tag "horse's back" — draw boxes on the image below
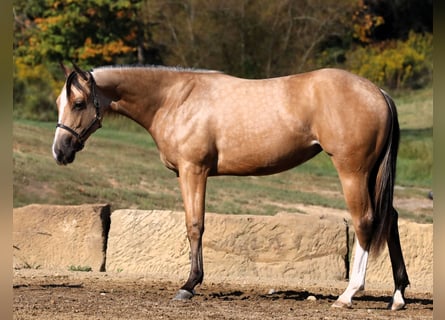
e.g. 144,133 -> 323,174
211,68 -> 389,162
167,68 -> 391,176
200,73 -> 321,175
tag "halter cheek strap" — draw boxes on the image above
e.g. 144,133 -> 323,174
56,72 -> 102,149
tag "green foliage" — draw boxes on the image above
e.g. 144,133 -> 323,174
68,265 -> 92,272
13,61 -> 59,121
345,32 -> 432,90
13,0 -> 151,121
18,0 -> 143,66
13,0 -> 432,120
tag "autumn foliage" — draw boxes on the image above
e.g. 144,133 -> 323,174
13,0 -> 432,120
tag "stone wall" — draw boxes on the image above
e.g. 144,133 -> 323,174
13,204 -> 111,272
13,205 -> 432,292
106,210 -> 349,284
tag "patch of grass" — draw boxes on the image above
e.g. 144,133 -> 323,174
68,265 -> 92,272
393,87 -> 432,188
13,119 -> 183,211
397,128 -> 433,187
398,208 -> 433,224
393,86 -> 433,130
206,170 -> 345,215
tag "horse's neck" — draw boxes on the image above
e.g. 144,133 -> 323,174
93,67 -> 192,130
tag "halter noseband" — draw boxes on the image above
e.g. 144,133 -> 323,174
56,72 -> 102,149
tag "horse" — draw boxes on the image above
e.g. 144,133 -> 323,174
52,63 -> 410,310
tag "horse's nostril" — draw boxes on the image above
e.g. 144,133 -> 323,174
55,147 -> 76,165
56,153 -> 65,164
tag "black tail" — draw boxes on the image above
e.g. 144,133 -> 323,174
369,89 -> 400,255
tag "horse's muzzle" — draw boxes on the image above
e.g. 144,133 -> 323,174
52,136 -> 83,165
53,148 -> 76,165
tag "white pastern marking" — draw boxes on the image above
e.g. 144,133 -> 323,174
335,239 -> 369,306
390,289 -> 406,310
350,240 -> 368,289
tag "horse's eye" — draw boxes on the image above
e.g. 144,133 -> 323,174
73,101 -> 86,110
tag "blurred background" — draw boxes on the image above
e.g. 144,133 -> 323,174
13,0 -> 432,121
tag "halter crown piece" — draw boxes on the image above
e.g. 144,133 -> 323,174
56,71 -> 102,149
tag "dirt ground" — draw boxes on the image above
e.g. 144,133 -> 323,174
13,270 -> 432,320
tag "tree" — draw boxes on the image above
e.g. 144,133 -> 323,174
351,0 -> 433,43
142,0 -> 356,78
13,0 -> 162,120
13,0 -> 433,120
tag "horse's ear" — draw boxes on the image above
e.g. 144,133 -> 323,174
71,61 -> 89,81
59,61 -> 71,77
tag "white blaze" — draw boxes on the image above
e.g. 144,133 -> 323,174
52,88 -> 68,161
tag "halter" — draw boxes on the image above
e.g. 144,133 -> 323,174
56,72 -> 102,149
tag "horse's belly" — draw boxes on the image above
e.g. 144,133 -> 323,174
214,142 -> 322,176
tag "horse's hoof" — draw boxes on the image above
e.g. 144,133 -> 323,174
331,300 -> 352,309
387,289 -> 406,310
387,296 -> 406,310
388,301 -> 406,311
173,289 -> 194,301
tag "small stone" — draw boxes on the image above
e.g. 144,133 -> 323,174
268,288 -> 276,295
307,295 -> 317,301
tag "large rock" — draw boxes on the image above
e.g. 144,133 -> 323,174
106,210 -> 350,285
13,204 -> 111,272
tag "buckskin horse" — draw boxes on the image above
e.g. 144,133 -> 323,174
52,63 -> 410,310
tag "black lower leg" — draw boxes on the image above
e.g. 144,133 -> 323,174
181,240 -> 204,294
181,270 -> 204,293
387,210 -> 410,292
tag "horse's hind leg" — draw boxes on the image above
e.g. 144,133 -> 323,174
331,171 -> 373,309
387,208 -> 410,310
333,237 -> 369,309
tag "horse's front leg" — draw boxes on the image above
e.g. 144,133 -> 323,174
173,163 -> 209,300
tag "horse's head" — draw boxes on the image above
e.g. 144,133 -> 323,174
52,63 -> 103,165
